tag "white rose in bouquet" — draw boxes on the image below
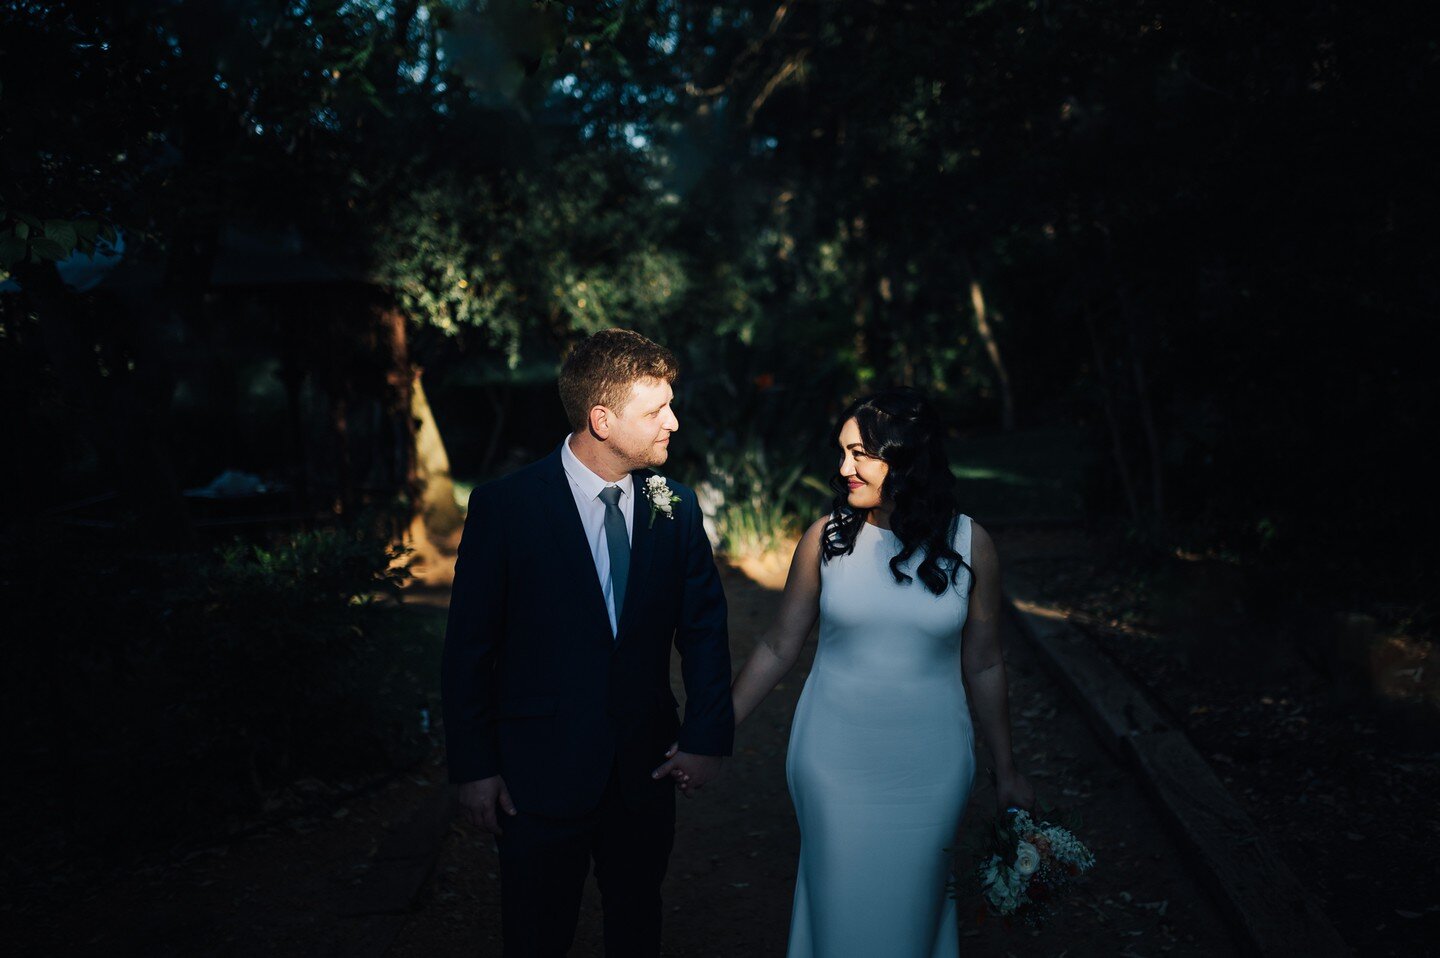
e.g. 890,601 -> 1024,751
1013,841 -> 1041,877
956,806 -> 1096,925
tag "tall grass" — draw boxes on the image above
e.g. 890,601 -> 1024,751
696,437 -> 819,560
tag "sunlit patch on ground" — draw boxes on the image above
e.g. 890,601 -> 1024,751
722,540 -> 799,593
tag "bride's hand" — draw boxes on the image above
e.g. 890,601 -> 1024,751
995,769 -> 1035,813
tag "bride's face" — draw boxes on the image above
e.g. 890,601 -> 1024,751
837,418 -> 889,511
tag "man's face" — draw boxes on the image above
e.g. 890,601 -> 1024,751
606,377 -> 679,470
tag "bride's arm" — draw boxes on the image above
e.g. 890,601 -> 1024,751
961,521 -> 1035,809
730,517 -> 825,727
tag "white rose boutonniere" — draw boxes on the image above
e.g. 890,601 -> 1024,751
644,475 -> 682,527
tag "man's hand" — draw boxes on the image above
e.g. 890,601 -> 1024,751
651,742 -> 724,798
457,775 -> 517,835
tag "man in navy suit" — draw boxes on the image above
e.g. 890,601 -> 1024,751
442,328 -> 734,956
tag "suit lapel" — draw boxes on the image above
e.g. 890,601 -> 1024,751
616,468 -> 657,643
539,449 -> 613,639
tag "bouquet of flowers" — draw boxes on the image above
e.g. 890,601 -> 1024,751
957,805 -> 1096,926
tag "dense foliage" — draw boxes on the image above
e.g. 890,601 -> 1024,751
2,0 -> 1433,598
3,521 -> 420,850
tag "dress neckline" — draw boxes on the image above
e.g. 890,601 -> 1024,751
864,515 -> 967,539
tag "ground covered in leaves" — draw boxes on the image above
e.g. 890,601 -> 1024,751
15,527 -> 1429,955
1001,526 -> 1440,957
388,556 -> 1235,957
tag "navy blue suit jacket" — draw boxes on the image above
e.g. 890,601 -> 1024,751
441,446 -> 734,818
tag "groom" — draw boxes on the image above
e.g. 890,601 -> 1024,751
441,328 -> 734,957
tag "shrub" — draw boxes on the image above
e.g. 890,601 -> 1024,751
696,436 -> 815,560
183,524 -> 413,791
3,518 -> 421,853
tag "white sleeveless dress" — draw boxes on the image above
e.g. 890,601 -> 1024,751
785,515 -> 977,957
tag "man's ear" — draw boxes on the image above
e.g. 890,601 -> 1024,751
587,404 -> 610,440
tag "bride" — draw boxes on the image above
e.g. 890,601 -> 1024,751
731,388 -> 1034,956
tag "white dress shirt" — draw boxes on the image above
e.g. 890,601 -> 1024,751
559,434 -> 635,636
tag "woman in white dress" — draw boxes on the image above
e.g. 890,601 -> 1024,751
730,388 -> 1034,957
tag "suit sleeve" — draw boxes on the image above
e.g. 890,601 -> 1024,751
440,484 -> 507,784
673,487 -> 735,756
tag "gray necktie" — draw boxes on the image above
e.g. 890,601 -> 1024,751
598,485 -> 629,629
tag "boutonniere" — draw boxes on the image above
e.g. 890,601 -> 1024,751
644,475 -> 682,527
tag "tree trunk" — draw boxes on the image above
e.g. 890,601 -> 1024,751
869,267 -> 897,383
278,358 -> 311,519
1116,282 -> 1165,534
377,304 -> 419,504
851,285 -> 872,376
1082,303 -> 1143,527
848,217 -> 873,380
479,383 -> 512,478
1101,234 -> 1164,537
967,277 -> 1016,432
411,370 -> 463,538
330,389 -> 354,517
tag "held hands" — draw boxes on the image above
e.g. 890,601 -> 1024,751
458,775 -> 518,835
651,742 -> 723,798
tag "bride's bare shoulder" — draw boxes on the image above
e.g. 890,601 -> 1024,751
792,515 -> 829,557
966,517 -> 999,572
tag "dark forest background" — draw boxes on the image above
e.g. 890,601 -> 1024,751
2,0 -> 1435,949
6,0 -> 1435,586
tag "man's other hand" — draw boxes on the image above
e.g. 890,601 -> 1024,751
457,775 -> 517,834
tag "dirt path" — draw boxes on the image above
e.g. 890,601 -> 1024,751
20,542 -> 1240,956
388,558 -> 1237,957
7,605 -> 456,957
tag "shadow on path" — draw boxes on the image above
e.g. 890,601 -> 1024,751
388,552 -> 1237,957
24,535 -> 1239,956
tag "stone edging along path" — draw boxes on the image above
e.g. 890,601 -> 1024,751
1003,573 -> 1351,958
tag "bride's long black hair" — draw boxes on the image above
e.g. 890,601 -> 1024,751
821,388 -> 972,596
